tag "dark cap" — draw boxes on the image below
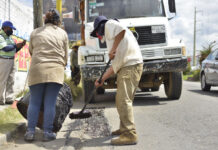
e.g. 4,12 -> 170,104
2,21 -> 16,30
90,16 -> 108,37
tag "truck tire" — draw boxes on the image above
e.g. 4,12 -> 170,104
82,79 -> 96,103
164,72 -> 182,100
201,73 -> 211,91
151,87 -> 160,92
141,88 -> 150,92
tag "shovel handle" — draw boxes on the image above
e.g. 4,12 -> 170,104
98,59 -> 111,84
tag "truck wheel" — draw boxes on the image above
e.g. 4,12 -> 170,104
141,88 -> 149,92
201,73 -> 211,91
96,87 -> 105,94
82,79 -> 96,103
151,87 -> 160,92
164,72 -> 182,100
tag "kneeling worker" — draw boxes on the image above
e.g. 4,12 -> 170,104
91,16 -> 143,145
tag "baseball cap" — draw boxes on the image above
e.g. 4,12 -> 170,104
90,16 -> 108,37
2,21 -> 16,30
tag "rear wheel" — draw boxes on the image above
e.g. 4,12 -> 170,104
164,72 -> 182,100
201,73 -> 211,91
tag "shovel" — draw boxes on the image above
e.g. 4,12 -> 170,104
69,59 -> 111,119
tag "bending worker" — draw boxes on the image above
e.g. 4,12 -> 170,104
91,16 -> 143,145
0,21 -> 26,105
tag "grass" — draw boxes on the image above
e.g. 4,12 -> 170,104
15,89 -> 29,98
183,74 -> 194,80
0,107 -> 24,134
64,75 -> 83,101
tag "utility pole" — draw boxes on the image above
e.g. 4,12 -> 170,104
9,0 -> 11,21
193,7 -> 196,66
33,0 -> 43,29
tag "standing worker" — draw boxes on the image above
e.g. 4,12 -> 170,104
24,9 -> 69,142
91,16 -> 143,145
0,21 -> 26,105
70,40 -> 82,85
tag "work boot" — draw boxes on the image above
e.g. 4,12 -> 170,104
43,131 -> 56,142
111,131 -> 138,145
24,130 -> 35,142
111,129 -> 122,136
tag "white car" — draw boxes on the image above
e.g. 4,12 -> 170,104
200,49 -> 218,91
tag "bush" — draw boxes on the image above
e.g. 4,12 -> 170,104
192,69 -> 200,81
64,74 -> 82,101
183,62 -> 191,75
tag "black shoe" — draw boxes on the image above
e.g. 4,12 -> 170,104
43,132 -> 56,142
24,131 -> 35,142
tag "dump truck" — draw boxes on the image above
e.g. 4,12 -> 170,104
70,0 -> 187,102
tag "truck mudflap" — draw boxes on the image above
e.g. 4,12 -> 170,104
143,57 -> 187,74
81,57 -> 187,79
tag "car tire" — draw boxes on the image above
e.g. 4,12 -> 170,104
201,73 -> 211,91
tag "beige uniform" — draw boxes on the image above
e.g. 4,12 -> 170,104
28,23 -> 68,86
105,20 -> 143,135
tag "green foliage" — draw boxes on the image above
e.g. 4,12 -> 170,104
192,69 -> 200,81
199,41 -> 216,65
64,74 -> 82,101
15,89 -> 29,98
183,69 -> 200,81
183,61 -> 191,75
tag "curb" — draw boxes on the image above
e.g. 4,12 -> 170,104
0,122 -> 26,146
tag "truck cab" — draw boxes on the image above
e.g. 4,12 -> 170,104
75,0 -> 187,102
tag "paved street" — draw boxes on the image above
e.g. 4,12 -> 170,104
2,81 -> 218,150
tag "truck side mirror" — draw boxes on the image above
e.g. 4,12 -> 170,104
168,0 -> 176,13
73,6 -> 80,23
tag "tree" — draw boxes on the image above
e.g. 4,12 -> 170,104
199,41 -> 217,65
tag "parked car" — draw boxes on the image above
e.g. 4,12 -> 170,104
200,49 -> 218,91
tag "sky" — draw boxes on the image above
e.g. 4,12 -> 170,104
18,0 -> 218,56
169,0 -> 218,56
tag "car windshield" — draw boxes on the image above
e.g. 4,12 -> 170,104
87,0 -> 165,22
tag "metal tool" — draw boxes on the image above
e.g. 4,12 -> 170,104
69,59 -> 111,119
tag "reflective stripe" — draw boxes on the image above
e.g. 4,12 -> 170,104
0,30 -> 15,58
0,49 -> 16,57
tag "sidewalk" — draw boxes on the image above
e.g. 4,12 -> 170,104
0,71 -> 27,146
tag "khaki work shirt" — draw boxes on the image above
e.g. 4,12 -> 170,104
28,23 -> 68,86
104,20 -> 143,73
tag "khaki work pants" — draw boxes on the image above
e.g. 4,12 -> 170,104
116,63 -> 143,135
0,58 -> 15,103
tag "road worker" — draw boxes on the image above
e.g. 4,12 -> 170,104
91,16 -> 143,145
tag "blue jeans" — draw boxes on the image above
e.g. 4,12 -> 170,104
27,83 -> 62,132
